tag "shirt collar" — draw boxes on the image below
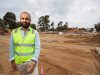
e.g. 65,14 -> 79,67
20,26 -> 31,31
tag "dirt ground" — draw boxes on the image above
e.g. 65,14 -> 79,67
0,33 -> 100,75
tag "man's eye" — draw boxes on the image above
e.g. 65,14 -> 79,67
21,18 -> 24,19
25,18 -> 28,20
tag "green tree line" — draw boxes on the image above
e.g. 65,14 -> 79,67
0,12 -> 68,32
0,11 -> 100,33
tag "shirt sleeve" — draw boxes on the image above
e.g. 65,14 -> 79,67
9,33 -> 15,61
31,30 -> 41,62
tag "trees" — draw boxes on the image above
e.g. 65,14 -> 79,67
30,23 -> 36,29
38,15 -> 50,32
1,11 -> 70,33
0,18 -> 8,33
95,23 -> 100,33
63,22 -> 68,32
0,18 -> 4,29
89,28 -> 94,32
56,21 -> 63,32
50,22 -> 55,32
3,12 -> 17,30
56,21 -> 68,32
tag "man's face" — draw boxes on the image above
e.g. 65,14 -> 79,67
20,13 -> 31,28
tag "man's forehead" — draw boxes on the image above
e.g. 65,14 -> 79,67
20,12 -> 30,17
20,12 -> 31,20
20,13 -> 29,16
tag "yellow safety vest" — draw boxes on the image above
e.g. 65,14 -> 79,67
12,27 -> 35,64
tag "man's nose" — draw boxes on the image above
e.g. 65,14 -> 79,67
23,19 -> 26,22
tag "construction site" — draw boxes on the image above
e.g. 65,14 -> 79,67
0,32 -> 100,75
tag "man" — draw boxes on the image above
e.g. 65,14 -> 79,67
9,11 -> 40,75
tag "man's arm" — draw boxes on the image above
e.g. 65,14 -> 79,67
31,30 -> 41,62
9,34 -> 15,61
9,33 -> 17,71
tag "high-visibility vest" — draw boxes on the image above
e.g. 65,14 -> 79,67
12,27 -> 35,64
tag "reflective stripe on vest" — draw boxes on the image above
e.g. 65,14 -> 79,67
14,43 -> 35,47
15,51 -> 34,56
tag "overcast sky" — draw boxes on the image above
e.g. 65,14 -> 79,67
0,0 -> 100,28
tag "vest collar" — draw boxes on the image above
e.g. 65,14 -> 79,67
20,26 -> 31,31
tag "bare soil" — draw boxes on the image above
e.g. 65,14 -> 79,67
0,33 -> 100,75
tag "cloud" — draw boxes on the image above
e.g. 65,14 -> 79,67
0,0 -> 100,28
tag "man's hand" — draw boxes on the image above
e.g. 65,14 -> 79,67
26,61 -> 35,73
11,60 -> 17,71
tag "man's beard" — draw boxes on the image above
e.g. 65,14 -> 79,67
21,22 -> 30,29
